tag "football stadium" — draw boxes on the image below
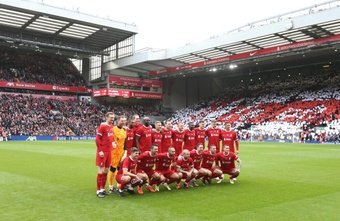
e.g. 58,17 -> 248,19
0,0 -> 340,220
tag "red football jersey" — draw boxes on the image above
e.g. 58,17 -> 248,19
152,130 -> 163,152
190,149 -> 203,169
161,129 -> 173,153
96,123 -> 113,152
135,125 -> 152,153
183,129 -> 196,151
137,151 -> 157,171
172,130 -> 185,155
216,152 -> 238,171
117,156 -> 137,175
126,128 -> 134,154
201,150 -> 216,169
206,127 -> 221,152
194,128 -> 206,146
156,153 -> 175,171
176,157 -> 193,172
132,123 -> 142,147
220,130 -> 238,153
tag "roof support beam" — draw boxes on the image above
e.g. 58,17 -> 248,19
21,14 -> 39,29
242,41 -> 263,49
313,25 -> 334,36
190,53 -> 210,60
274,33 -> 295,43
54,22 -> 73,35
214,47 -> 235,55
301,29 -> 321,39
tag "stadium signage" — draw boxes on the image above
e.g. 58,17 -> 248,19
0,80 -> 91,93
108,75 -> 163,88
92,88 -> 162,99
130,91 -> 163,99
0,92 -> 76,101
149,34 -> 340,76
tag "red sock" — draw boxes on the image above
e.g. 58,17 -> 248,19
120,181 -> 126,191
102,173 -> 107,189
97,174 -> 103,190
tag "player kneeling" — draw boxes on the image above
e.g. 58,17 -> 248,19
216,145 -> 241,184
176,149 -> 197,189
190,143 -> 210,186
156,147 -> 182,191
116,147 -> 147,196
201,145 -> 223,184
137,144 -> 165,193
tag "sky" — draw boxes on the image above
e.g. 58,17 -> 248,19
39,0 -> 330,50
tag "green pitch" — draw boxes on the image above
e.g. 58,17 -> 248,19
0,141 -> 339,221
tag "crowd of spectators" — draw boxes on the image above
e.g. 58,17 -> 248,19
169,70 -> 340,143
0,50 -> 87,87
0,94 -> 162,137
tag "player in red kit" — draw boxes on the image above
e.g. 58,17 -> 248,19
176,149 -> 197,188
190,143 -> 210,186
216,145 -> 241,184
206,119 -> 221,152
137,144 -> 165,192
116,147 -> 147,197
95,112 -> 114,198
172,122 -> 185,156
132,114 -> 141,147
125,119 -> 135,155
135,117 -> 152,153
161,121 -> 173,153
220,122 -> 239,154
156,147 -> 182,191
194,120 -> 206,146
201,144 -> 222,184
183,122 -> 196,151
151,121 -> 163,152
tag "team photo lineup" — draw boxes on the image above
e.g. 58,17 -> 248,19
95,112 -> 241,197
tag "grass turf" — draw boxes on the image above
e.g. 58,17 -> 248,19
0,141 -> 339,221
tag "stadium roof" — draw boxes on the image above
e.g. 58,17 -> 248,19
0,0 -> 137,56
103,0 -> 340,77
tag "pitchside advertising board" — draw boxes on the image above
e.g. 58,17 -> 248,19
9,135 -> 96,141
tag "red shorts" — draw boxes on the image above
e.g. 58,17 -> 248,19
221,168 -> 238,175
96,151 -> 111,168
157,169 -> 176,179
137,169 -> 157,178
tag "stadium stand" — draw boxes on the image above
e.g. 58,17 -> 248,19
0,93 -> 161,137
0,50 -> 86,87
169,71 -> 340,143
